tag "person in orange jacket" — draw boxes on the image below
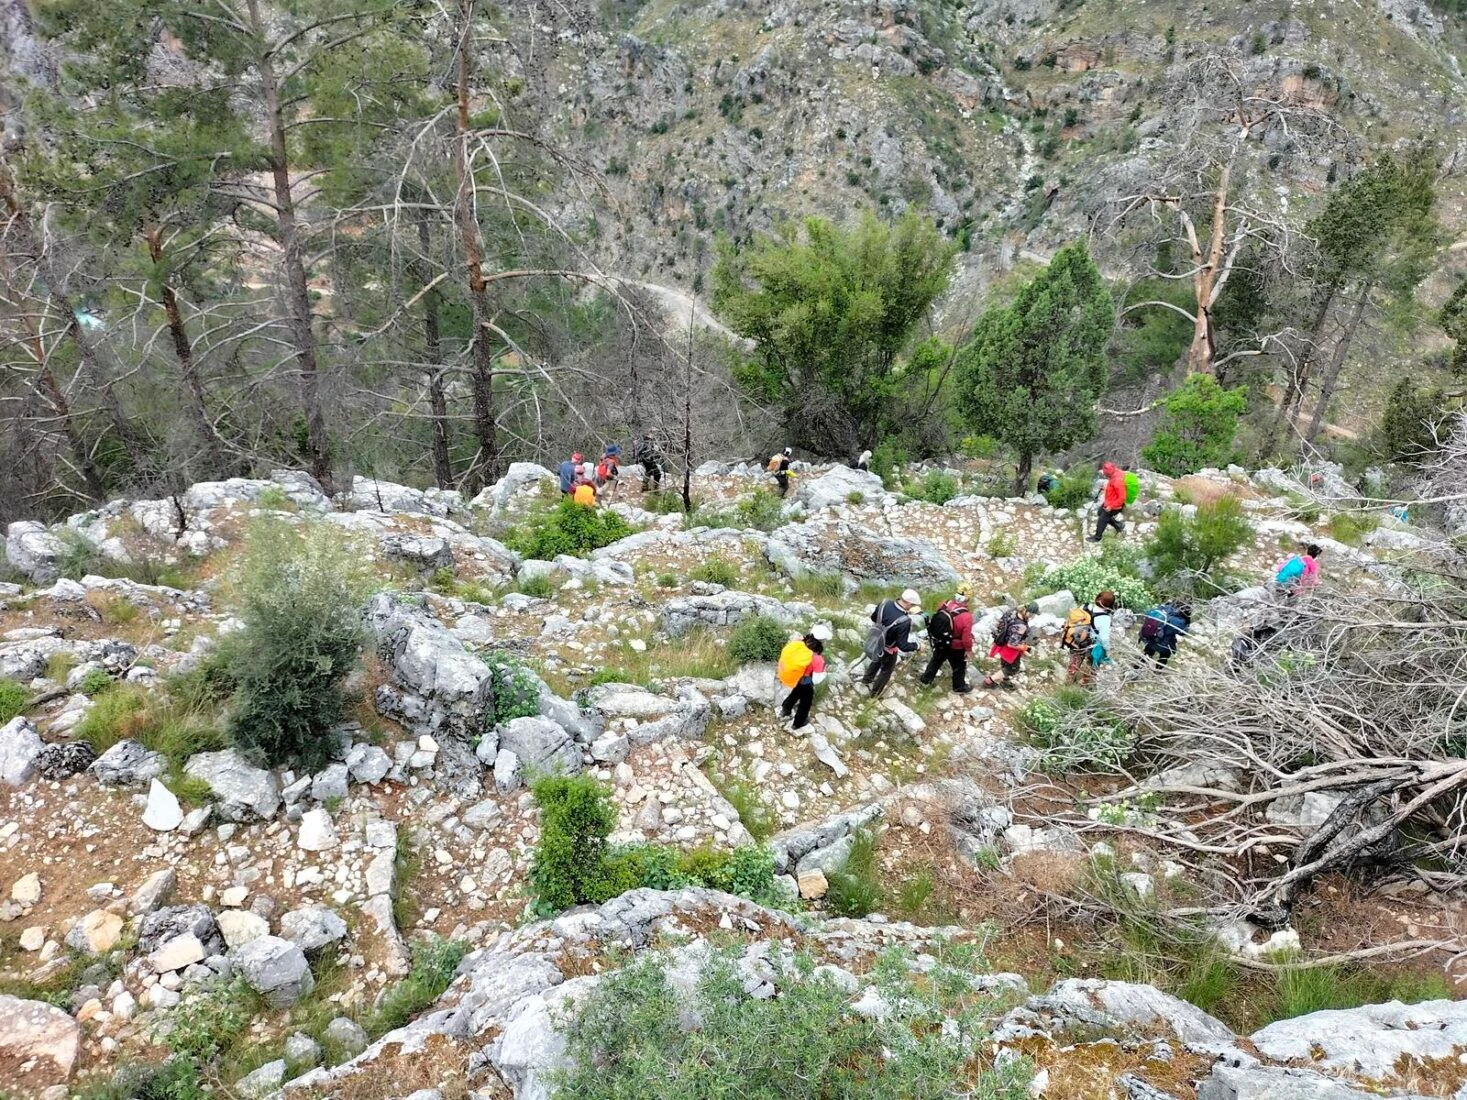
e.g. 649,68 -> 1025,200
1088,461 -> 1128,543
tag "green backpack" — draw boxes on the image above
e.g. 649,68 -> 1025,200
1124,471 -> 1139,506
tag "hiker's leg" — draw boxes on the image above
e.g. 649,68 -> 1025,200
779,688 -> 795,718
1092,508 -> 1111,541
868,653 -> 896,696
1066,649 -> 1083,682
791,683 -> 814,729
918,647 -> 944,685
950,651 -> 970,691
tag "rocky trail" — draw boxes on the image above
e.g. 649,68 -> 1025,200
0,456 -> 1462,1098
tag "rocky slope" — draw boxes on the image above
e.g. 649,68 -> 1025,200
0,456 -> 1461,1097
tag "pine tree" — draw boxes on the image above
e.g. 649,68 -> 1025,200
953,241 -> 1113,494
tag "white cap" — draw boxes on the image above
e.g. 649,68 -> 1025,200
900,588 -> 920,607
811,624 -> 833,641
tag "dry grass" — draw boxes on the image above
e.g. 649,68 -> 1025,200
330,1035 -> 482,1100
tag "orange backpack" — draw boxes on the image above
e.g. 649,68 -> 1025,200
776,638 -> 813,688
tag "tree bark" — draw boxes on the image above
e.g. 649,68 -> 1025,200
30,328 -> 106,501
0,165 -> 145,474
143,226 -> 231,474
415,216 -> 453,489
246,0 -> 333,494
1262,283 -> 1337,454
1013,450 -> 1033,497
452,0 -> 499,494
1181,127 -> 1248,376
1305,282 -> 1372,446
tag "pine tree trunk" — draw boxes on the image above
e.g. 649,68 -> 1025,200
1263,283 -> 1337,454
248,0 -> 333,494
1013,451 -> 1033,497
1305,283 -> 1372,446
144,227 -> 231,474
452,0 -> 499,494
415,217 -> 453,489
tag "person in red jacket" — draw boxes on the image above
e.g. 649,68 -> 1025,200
1088,461 -> 1128,543
918,586 -> 974,694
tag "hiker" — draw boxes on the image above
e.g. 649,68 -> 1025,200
596,445 -> 621,499
861,588 -> 921,697
778,627 -> 830,730
635,434 -> 663,493
1274,544 -> 1322,597
1088,461 -> 1129,542
1036,471 -> 1060,496
919,585 -> 974,694
1063,590 -> 1116,686
855,449 -> 873,472
572,465 -> 597,507
984,602 -> 1037,689
1139,601 -> 1191,669
1229,623 -> 1280,673
558,451 -> 583,496
768,447 -> 793,497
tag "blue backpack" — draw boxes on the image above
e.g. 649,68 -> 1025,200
1139,605 -> 1171,644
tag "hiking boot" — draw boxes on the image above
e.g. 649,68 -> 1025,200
1085,536 -> 1101,543
954,685 -> 973,694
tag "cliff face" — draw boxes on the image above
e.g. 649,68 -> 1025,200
498,0 -> 1467,308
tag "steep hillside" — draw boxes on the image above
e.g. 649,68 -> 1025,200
508,0 -> 1467,301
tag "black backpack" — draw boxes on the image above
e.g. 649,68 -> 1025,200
928,604 -> 955,648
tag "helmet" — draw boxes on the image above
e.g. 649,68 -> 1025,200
784,447 -> 792,456
900,588 -> 920,608
1024,601 -> 1040,616
953,584 -> 971,603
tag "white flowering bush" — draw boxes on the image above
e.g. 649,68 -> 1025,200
1035,558 -> 1152,609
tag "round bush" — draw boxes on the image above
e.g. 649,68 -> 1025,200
727,615 -> 789,664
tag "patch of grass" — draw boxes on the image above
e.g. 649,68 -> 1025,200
655,572 -> 679,587
366,937 -> 466,1039
785,571 -> 846,601
846,491 -> 865,504
392,827 -> 423,932
92,593 -> 142,627
1327,511 -> 1378,547
708,766 -> 776,843
0,679 -> 26,724
689,489 -> 786,533
45,652 -> 77,683
1270,963 -> 1454,1022
599,632 -> 737,687
255,485 -> 297,512
986,529 -> 1017,558
164,977 -> 260,1062
1043,465 -> 1097,510
691,556 -> 739,587
643,489 -> 688,515
515,573 -> 553,598
0,950 -> 87,1007
825,828 -> 883,918
73,686 -> 152,754
911,469 -> 960,505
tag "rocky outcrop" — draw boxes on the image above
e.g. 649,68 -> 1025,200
349,476 -> 463,518
660,590 -> 816,635
768,803 -> 883,877
91,739 -> 166,786
234,935 -> 315,1008
0,994 -> 81,1086
184,749 -> 282,822
469,462 -> 557,515
1249,997 -> 1467,1081
3,521 -> 66,583
766,519 -> 958,589
995,978 -> 1237,1055
584,683 -> 711,744
490,716 -> 581,783
363,592 -> 493,783
790,466 -> 887,511
0,717 -> 42,786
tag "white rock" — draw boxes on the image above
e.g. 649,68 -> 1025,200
142,779 -> 184,832
297,807 -> 340,852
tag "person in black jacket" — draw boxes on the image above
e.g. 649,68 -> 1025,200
862,588 -> 921,697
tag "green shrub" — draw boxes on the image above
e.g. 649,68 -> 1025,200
643,490 -> 688,515
550,944 -> 1034,1100
0,679 -> 26,724
164,978 -> 256,1062
77,668 -> 114,696
913,469 -> 960,505
709,770 -> 776,842
1043,465 -> 1096,509
1327,511 -> 1378,547
222,525 -> 366,771
846,490 -> 865,504
529,775 -> 623,914
482,653 -> 542,729
53,529 -> 105,581
690,490 -> 786,533
727,615 -> 788,664
366,937 -> 466,1038
656,572 -> 679,587
691,556 -> 739,586
508,500 -> 633,560
826,828 -> 883,917
517,573 -> 554,598
1019,696 -> 1135,772
869,439 -> 910,489
1141,374 -> 1248,477
1147,496 -> 1253,585
987,530 -> 1017,559
1380,376 -> 1445,465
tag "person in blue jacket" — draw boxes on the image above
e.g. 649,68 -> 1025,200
558,451 -> 582,495
1141,602 -> 1191,669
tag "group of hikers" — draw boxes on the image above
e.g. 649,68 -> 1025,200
768,456 -> 1330,728
556,435 -> 667,506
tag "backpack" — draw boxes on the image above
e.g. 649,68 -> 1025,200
991,609 -> 1016,647
597,457 -> 617,481
1139,605 -> 1170,643
767,454 -> 783,472
928,604 -> 955,649
1062,606 -> 1095,650
1124,471 -> 1140,506
864,601 -> 901,661
573,483 -> 596,507
777,639 -> 813,688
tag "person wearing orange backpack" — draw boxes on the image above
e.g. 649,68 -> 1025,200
778,628 -> 829,730
596,444 -> 621,500
768,447 -> 793,497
